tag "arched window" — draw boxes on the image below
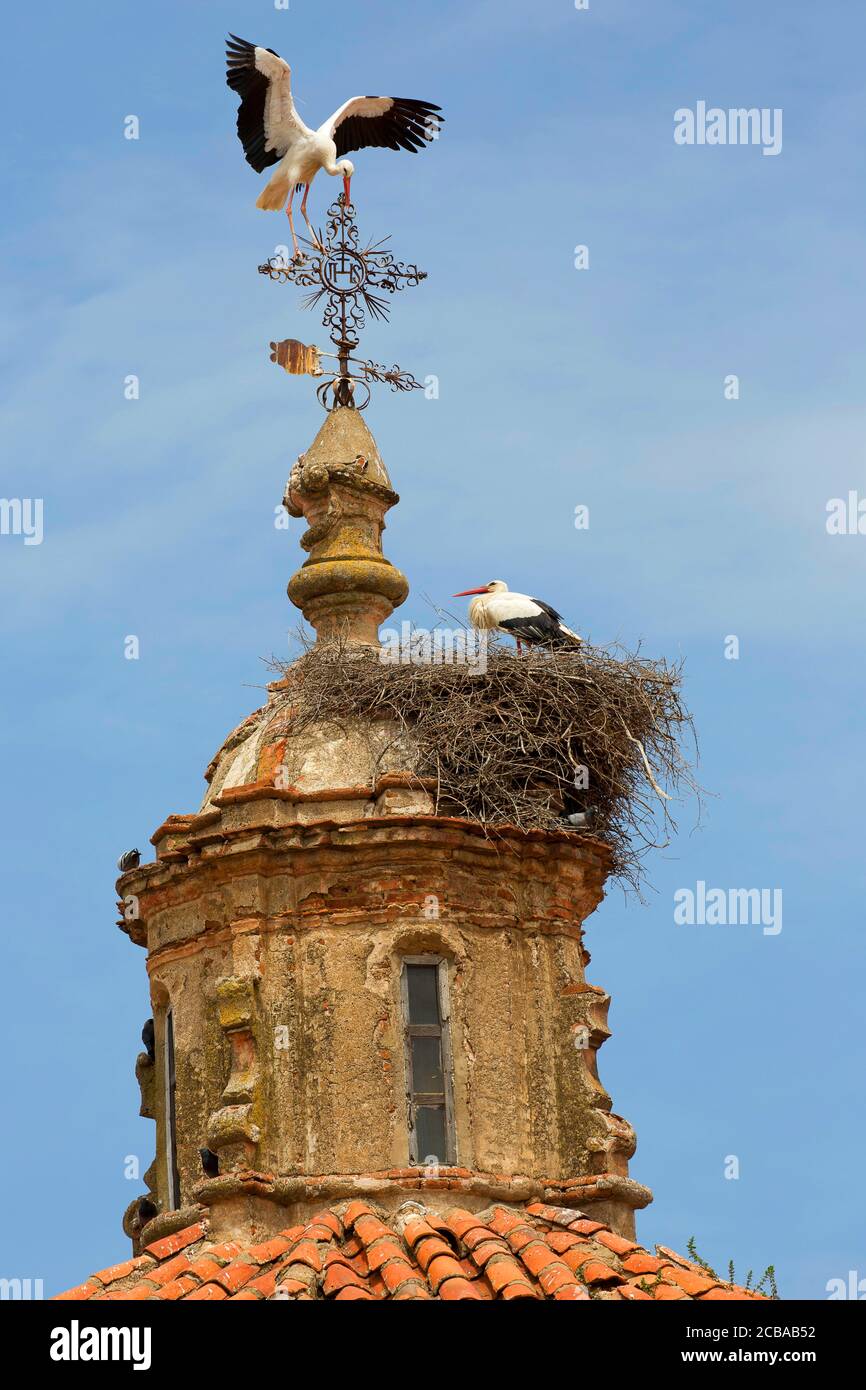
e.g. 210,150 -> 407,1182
400,957 -> 456,1166
164,1008 -> 180,1209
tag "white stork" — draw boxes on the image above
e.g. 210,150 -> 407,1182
225,34 -> 443,259
453,580 -> 583,653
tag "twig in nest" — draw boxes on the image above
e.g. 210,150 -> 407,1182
621,723 -> 673,802
269,631 -> 701,895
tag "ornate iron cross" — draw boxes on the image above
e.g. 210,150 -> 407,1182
258,194 -> 427,410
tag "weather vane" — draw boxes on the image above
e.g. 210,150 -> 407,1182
258,194 -> 427,411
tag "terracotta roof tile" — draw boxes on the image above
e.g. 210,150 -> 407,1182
467,1238 -> 510,1267
205,1240 -> 244,1263
143,1221 -> 207,1261
95,1283 -> 155,1302
183,1282 -> 228,1301
653,1282 -> 690,1300
353,1213 -> 393,1245
283,1239 -> 323,1272
246,1235 -> 293,1264
485,1253 -> 534,1294
149,1276 -> 199,1300
439,1276 -> 485,1300
500,1279 -> 539,1299
402,1216 -> 439,1248
545,1230 -> 586,1254
213,1259 -> 260,1293
504,1223 -> 543,1254
525,1201 -> 570,1224
537,1263 -> 584,1298
443,1209 -> 486,1241
91,1255 -> 155,1286
273,1276 -> 313,1298
622,1250 -> 664,1276
53,1201 -> 768,1303
485,1206 -> 525,1236
569,1217 -> 606,1236
414,1234 -> 456,1271
342,1199 -> 377,1229
659,1263 -> 720,1297
366,1239 -> 406,1272
279,1223 -> 306,1244
244,1267 -> 283,1298
426,1253 -> 466,1292
595,1229 -> 639,1257
186,1257 -> 226,1283
521,1241 -> 565,1277
55,1281 -> 102,1301
579,1258 -> 625,1287
560,1246 -> 596,1276
323,1263 -> 368,1296
146,1253 -> 193,1287
554,1282 -> 591,1300
311,1209 -> 344,1240
380,1258 -> 424,1295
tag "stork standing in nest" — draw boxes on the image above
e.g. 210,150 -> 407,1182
225,34 -> 443,260
454,581 -> 583,653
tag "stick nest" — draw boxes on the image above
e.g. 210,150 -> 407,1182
272,636 -> 699,894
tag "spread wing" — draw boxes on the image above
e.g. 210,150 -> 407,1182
225,34 -> 306,172
319,96 -> 443,156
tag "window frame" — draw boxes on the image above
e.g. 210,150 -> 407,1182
400,955 -> 457,1167
164,1007 -> 181,1209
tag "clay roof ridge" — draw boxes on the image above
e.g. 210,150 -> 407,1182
53,1200 -> 770,1303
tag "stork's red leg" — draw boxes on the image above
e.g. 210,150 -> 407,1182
285,187 -> 300,260
300,183 -> 323,251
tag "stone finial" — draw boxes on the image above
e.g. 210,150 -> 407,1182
285,407 -> 408,646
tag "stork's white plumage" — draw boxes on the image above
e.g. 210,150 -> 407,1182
225,35 -> 443,259
453,580 -> 583,652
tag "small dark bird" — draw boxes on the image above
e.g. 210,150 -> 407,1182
199,1147 -> 220,1179
141,1018 -> 155,1063
137,1197 -> 158,1225
117,848 -> 141,872
566,810 -> 593,828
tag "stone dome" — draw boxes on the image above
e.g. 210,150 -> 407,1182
201,674 -> 434,824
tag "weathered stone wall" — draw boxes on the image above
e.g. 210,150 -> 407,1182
121,811 -> 648,1240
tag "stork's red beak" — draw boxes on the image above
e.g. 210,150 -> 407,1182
453,587 -> 489,597
343,174 -> 352,207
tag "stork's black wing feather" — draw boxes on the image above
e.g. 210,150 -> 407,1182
530,597 -> 567,624
225,33 -> 282,172
333,98 -> 443,158
499,610 -> 579,648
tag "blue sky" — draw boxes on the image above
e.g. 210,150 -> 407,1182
1,0 -> 864,1299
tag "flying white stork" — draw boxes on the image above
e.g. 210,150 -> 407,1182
225,34 -> 443,260
453,580 -> 583,652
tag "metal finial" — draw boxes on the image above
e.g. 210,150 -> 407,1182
258,194 -> 426,410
